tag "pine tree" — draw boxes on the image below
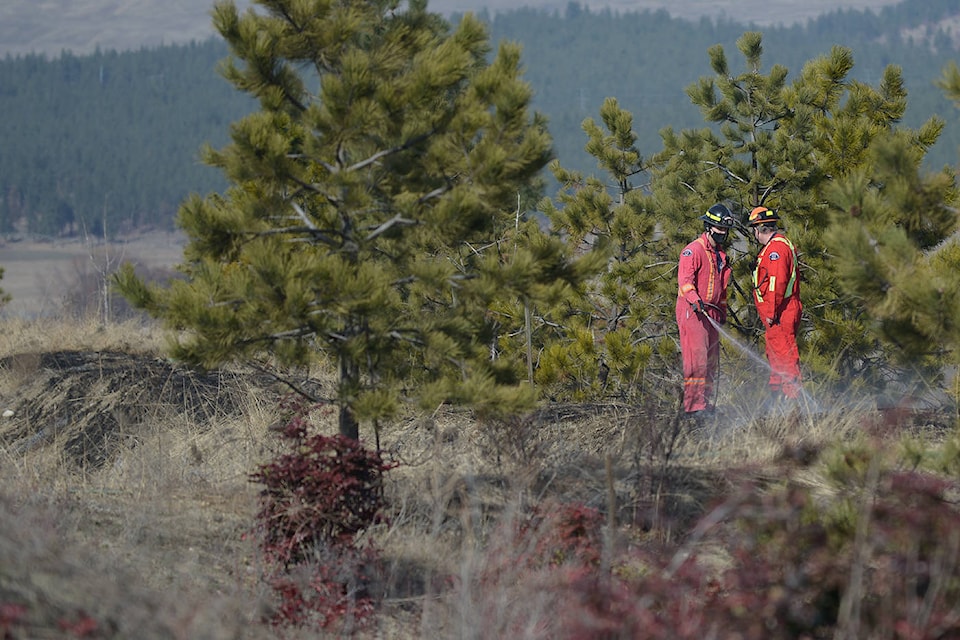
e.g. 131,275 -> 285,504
823,132 -> 958,375
116,0 -> 587,440
535,97 -> 674,401
820,62 -> 960,385
647,32 -> 946,394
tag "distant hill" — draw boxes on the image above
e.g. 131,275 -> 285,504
1,0 -> 905,59
2,0 -> 959,244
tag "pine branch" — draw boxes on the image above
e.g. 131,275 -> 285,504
245,359 -> 326,404
702,160 -> 748,184
306,130 -> 438,180
365,214 -> 418,241
256,225 -> 339,246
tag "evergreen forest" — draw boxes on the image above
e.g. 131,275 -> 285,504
0,0 -> 959,237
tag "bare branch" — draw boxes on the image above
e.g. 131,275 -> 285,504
348,131 -> 434,172
365,214 -> 418,241
257,225 -> 339,246
292,202 -> 317,229
702,160 -> 748,184
419,185 -> 450,203
245,359 -> 326,404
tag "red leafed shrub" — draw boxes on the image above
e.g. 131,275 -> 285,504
467,502 -> 610,638
515,501 -> 606,570
699,471 -> 960,639
0,604 -> 101,639
558,471 -> 960,639
1,603 -> 27,636
249,399 -> 396,631
470,467 -> 960,639
57,611 -> 99,637
554,554 -> 720,640
265,546 -> 380,631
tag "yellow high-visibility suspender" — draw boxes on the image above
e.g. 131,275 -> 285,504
753,236 -> 797,303
678,237 -> 718,300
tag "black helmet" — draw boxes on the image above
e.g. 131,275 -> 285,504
699,203 -> 735,229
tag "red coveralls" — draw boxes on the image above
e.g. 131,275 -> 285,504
753,232 -> 802,398
676,233 -> 731,413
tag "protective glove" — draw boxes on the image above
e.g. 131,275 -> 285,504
692,300 -> 706,314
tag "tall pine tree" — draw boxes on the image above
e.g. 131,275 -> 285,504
819,61 -> 960,392
116,0 -> 588,440
824,132 -> 958,377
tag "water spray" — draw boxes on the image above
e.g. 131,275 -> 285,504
706,313 -> 769,371
699,303 -> 821,419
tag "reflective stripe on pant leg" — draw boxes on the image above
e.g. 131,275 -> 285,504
764,329 -> 783,392
778,301 -> 802,398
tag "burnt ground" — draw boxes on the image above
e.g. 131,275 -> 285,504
0,350 -> 277,470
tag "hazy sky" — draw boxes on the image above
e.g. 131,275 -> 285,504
0,0 -> 906,58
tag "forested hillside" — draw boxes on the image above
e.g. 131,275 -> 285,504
499,0 -> 960,180
0,41 -> 253,236
0,0 -> 958,237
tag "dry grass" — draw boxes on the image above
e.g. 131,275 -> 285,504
0,314 -> 954,638
0,316 -> 285,638
0,316 -> 167,358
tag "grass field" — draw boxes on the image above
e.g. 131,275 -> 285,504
0,232 -> 185,318
0,314 -> 957,638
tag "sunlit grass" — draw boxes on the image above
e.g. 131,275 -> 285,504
0,313 -> 956,638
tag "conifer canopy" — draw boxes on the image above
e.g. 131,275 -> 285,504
116,0 -> 590,440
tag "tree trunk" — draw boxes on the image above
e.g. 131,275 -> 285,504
338,404 -> 359,441
338,350 -> 360,441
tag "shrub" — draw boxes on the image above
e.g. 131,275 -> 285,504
249,399 -> 396,631
462,460 -> 960,638
518,502 -> 606,570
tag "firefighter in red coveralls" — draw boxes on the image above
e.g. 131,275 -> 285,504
748,206 -> 802,399
676,204 -> 735,415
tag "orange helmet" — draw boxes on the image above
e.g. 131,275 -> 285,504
748,206 -> 780,226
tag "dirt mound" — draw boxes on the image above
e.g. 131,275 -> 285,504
0,350 -> 273,469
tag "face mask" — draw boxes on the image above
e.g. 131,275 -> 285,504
710,229 -> 729,247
